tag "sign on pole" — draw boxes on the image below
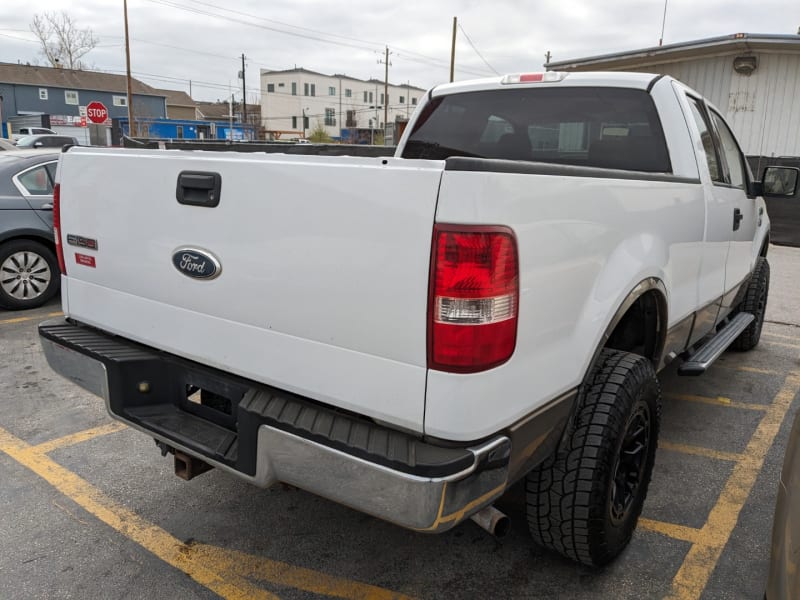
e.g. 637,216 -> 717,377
86,101 -> 109,124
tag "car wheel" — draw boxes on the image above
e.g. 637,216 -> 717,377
526,348 -> 661,566
0,239 -> 60,310
730,257 -> 769,352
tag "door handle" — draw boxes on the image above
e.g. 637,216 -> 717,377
40,203 -> 53,211
176,171 -> 221,207
733,208 -> 743,231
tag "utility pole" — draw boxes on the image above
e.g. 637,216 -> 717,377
241,53 -> 247,136
124,0 -> 136,137
378,46 -> 392,143
450,16 -> 457,82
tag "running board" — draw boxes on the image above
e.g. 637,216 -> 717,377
677,312 -> 755,376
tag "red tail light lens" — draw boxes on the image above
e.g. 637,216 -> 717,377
428,225 -> 519,372
53,183 -> 66,274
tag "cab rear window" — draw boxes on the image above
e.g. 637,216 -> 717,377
402,87 -> 671,173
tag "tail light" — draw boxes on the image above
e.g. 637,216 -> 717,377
428,225 -> 519,373
53,183 -> 66,274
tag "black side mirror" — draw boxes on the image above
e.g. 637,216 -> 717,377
761,166 -> 799,197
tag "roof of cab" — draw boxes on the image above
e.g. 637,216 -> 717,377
431,71 -> 663,97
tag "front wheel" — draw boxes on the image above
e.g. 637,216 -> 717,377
0,239 -> 60,310
526,349 -> 661,566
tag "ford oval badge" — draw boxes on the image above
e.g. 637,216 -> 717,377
172,248 -> 221,280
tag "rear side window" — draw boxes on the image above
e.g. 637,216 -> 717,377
402,87 -> 671,173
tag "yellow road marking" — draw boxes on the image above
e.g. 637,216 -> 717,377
659,441 -> 744,463
638,518 -> 703,544
664,393 -> 768,411
31,422 -> 127,455
0,425 -> 413,600
666,371 -> 800,600
732,366 -> 780,376
0,311 -> 62,326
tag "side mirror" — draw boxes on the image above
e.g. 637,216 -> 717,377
762,166 -> 799,197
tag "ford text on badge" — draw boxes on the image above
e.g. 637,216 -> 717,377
171,248 -> 221,279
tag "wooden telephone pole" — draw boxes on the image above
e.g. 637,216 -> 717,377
124,0 -> 135,136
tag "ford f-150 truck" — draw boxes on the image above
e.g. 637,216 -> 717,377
39,71 -> 799,566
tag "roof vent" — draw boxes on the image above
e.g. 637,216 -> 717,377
733,55 -> 758,75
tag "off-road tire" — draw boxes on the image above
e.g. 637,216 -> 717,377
526,349 -> 661,566
730,257 -> 769,351
0,239 -> 60,310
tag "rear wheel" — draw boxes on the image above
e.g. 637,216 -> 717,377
0,239 -> 60,310
730,257 -> 769,351
526,349 -> 661,566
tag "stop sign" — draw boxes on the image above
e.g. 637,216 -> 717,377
86,101 -> 109,124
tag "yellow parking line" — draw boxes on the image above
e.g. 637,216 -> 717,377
638,518 -> 703,544
31,422 -> 127,455
0,425 -> 414,600
0,311 -> 62,326
664,393 -> 768,411
659,441 -> 744,463
733,366 -> 780,376
666,371 -> 800,600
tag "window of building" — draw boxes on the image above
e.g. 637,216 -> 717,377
346,110 -> 356,127
303,115 -> 309,129
328,86 -> 336,96
304,83 -> 309,96
267,83 -> 275,93
278,82 -> 285,87
363,91 -> 368,102
380,93 -> 385,105
291,82 -> 297,96
310,84 -> 316,97
38,88 -> 48,100
292,116 -> 297,129
65,90 -> 79,105
113,95 -> 127,107
345,88 -> 352,98
176,126 -> 184,139
411,97 -> 417,105
369,91 -> 373,103
399,96 -> 405,104
324,108 -> 336,126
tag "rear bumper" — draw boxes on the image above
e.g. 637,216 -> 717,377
39,318 -> 511,532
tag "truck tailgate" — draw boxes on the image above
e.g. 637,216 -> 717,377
57,148 -> 443,432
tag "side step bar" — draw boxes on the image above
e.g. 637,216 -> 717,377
678,312 -> 755,376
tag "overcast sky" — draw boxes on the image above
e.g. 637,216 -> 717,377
1,0 -> 799,103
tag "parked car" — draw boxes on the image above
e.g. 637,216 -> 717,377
0,139 -> 19,152
766,408 -> 800,599
15,135 -> 79,150
12,127 -> 57,141
0,150 -> 61,309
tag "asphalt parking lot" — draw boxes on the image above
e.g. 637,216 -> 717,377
1,246 -> 798,600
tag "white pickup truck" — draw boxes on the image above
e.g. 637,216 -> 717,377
39,71 -> 798,566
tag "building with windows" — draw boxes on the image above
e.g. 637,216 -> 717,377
260,67 -> 426,142
0,62 -> 166,143
546,33 -> 800,159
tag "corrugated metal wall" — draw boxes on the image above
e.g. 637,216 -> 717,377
629,53 -> 800,157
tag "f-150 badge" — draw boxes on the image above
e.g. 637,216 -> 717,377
171,247 -> 221,280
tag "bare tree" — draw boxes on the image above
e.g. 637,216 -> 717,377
30,12 -> 98,70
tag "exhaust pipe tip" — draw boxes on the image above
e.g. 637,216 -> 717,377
470,505 -> 510,538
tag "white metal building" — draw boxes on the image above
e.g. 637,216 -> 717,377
547,33 -> 800,158
259,68 -> 426,142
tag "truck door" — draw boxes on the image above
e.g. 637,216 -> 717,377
683,94 -> 729,341
707,108 -> 758,312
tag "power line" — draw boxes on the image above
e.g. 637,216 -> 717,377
458,24 -> 500,76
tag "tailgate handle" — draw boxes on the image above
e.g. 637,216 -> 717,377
177,171 -> 221,207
